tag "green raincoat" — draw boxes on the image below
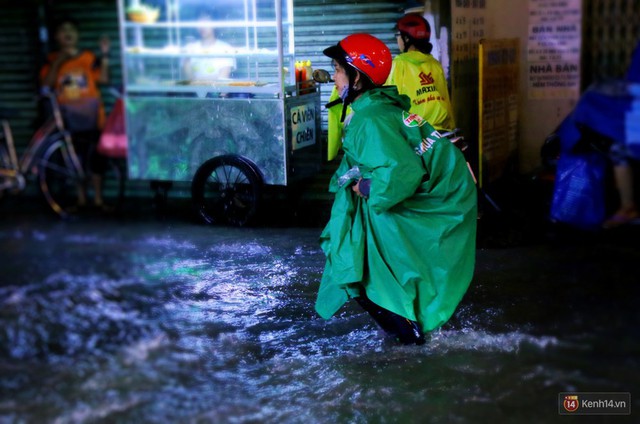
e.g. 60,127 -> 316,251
315,86 -> 477,332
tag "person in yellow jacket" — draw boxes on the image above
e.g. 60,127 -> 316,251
326,86 -> 349,161
386,14 -> 455,131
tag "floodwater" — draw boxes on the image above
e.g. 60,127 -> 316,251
0,210 -> 638,423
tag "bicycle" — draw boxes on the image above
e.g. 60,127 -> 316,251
440,128 -> 501,213
0,92 -> 124,218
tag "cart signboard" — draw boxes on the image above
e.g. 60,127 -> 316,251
290,103 -> 316,150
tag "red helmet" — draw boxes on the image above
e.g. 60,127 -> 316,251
396,14 -> 431,40
323,33 -> 392,86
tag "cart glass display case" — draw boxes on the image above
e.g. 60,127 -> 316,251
120,0 -> 295,95
117,0 -> 321,197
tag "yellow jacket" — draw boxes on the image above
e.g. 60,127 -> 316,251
386,51 -> 455,131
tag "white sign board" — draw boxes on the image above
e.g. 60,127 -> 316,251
290,104 -> 316,150
527,0 -> 582,99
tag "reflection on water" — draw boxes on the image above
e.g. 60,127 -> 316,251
0,218 -> 638,423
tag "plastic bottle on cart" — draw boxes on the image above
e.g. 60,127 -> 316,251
303,60 -> 314,93
295,61 -> 304,88
303,60 -> 313,79
294,60 -> 315,94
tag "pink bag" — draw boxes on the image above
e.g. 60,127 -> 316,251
98,98 -> 128,158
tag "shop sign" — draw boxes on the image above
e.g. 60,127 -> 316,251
290,104 -> 316,150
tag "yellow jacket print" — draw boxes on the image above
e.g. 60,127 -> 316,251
386,51 -> 455,131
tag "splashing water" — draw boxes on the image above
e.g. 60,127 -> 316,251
0,218 -> 638,423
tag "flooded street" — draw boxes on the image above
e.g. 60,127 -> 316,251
0,209 -> 638,423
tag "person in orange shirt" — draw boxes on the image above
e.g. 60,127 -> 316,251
40,17 -> 111,210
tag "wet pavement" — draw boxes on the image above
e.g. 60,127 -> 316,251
0,192 -> 639,423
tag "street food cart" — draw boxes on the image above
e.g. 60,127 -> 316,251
117,0 -> 322,225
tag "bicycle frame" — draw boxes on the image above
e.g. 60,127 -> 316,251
25,96 -> 84,178
0,117 -> 25,192
440,128 -> 501,212
0,94 -> 85,187
0,119 -> 18,171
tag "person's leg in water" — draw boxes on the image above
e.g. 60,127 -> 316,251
72,130 -> 111,211
604,144 -> 638,228
71,131 -> 91,208
89,138 -> 112,211
355,290 -> 425,345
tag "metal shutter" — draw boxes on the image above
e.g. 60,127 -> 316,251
0,5 -> 40,147
583,0 -> 640,85
294,0 -> 404,129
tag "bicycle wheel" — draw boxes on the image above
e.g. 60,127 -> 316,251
191,155 -> 262,226
0,143 -> 8,203
38,138 -> 83,217
0,143 -> 10,169
103,157 -> 126,211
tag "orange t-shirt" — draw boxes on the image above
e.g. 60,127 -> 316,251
40,51 -> 105,128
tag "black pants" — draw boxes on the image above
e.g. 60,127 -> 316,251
40,99 -> 108,176
72,130 -> 109,176
355,291 -> 425,345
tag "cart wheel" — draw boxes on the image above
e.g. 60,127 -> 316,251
0,143 -> 10,205
191,154 -> 262,226
0,143 -> 10,169
104,157 -> 126,212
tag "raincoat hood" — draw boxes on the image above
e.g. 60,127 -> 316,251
351,85 -> 411,113
395,50 -> 432,66
385,50 -> 456,131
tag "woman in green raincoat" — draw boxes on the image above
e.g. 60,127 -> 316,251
315,33 -> 477,345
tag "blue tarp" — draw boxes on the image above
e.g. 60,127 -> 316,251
557,42 -> 640,158
557,82 -> 640,158
551,42 -> 640,228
